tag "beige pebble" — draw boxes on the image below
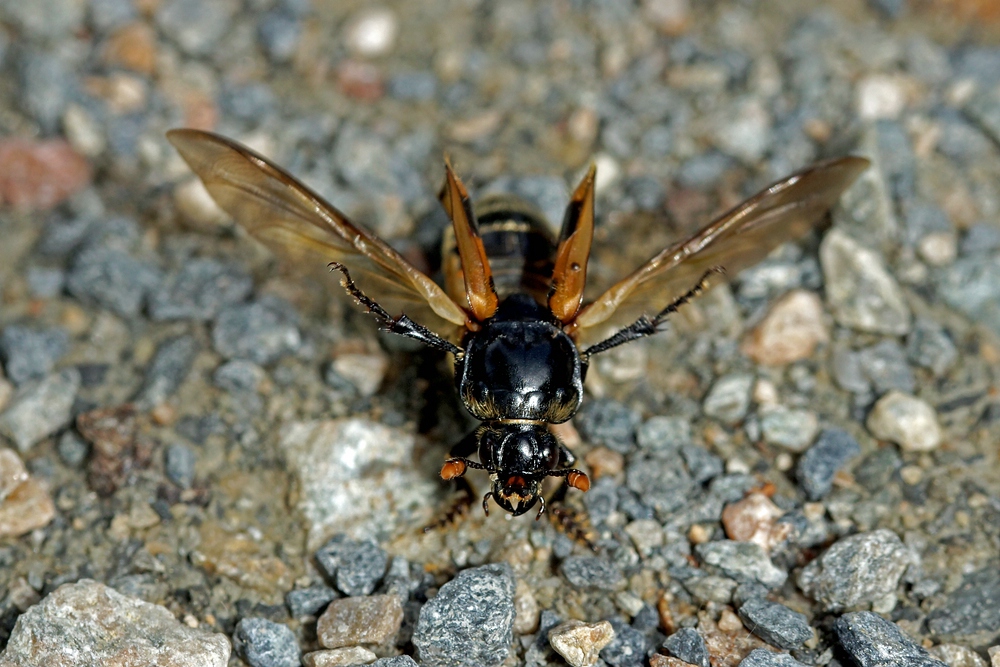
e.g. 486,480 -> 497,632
688,524 -> 712,544
514,580 -> 540,634
303,646 -> 377,667
929,643 -> 987,667
318,595 -> 403,649
584,446 -> 623,480
742,290 -> 828,366
899,465 -> 924,486
721,492 -> 790,552
988,645 -> 999,667
918,232 -> 957,267
548,619 -> 615,667
0,448 -> 28,503
867,391 -> 942,451
857,74 -> 907,120
0,478 -> 56,538
650,655 -> 694,667
332,352 -> 389,397
717,607 -> 745,633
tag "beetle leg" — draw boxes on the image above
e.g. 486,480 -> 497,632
329,262 -> 463,356
581,267 -> 724,358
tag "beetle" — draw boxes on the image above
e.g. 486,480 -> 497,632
168,128 -> 868,519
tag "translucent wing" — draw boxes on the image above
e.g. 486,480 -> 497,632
572,156 -> 870,344
167,129 -> 469,335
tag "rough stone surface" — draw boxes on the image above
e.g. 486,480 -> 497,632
0,579 -> 230,666
561,556 -> 626,591
797,529 -> 917,611
0,477 -> 56,537
315,534 -> 389,596
232,617 -> 301,667
737,648 -> 809,667
149,258 -> 253,321
835,612 -> 947,667
662,627 -> 710,667
721,492 -> 790,552
412,563 -> 515,667
760,407 -> 818,452
66,245 -> 161,317
695,540 -> 787,589
286,585 -> 339,618
820,228 -> 911,335
135,335 -> 197,407
737,598 -> 812,649
928,644 -> 988,667
547,619 -> 615,667
600,617 -> 647,667
741,290 -> 828,366
575,399 -> 641,454
703,374 -> 754,425
213,296 -> 301,365
796,428 -> 861,500
303,646 -> 378,667
926,565 -> 1000,644
866,391 -> 942,452
0,368 -> 80,451
317,594 -> 403,648
0,325 -> 69,386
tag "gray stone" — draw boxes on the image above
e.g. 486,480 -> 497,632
797,529 -> 917,611
286,585 -> 339,618
636,416 -> 691,456
854,448 -> 902,493
258,10 -> 301,64
733,582 -> 770,608
737,648 -> 809,667
796,429 -> 861,500
315,535 -> 389,596
926,565 -> 1000,643
737,598 -> 812,649
831,347 -> 871,395
677,152 -> 733,189
214,360 -> 266,394
904,203 -> 952,247
575,400 -> 640,454
832,126 -> 900,253
684,574 -> 739,605
88,0 -> 137,32
18,51 -> 74,133
927,644 -> 989,667
67,246 -> 161,318
662,627 -> 710,667
213,297 -> 301,365
703,374 -> 754,425
681,444 -> 724,484
156,0 -> 238,56
960,224 -> 1000,256
149,259 -> 253,322
412,563 -> 515,667
0,368 -> 80,452
57,431 -> 89,467
966,84 -> 1000,147
371,658 -> 418,667
856,340 -> 915,394
907,318 -> 958,377
164,442 -> 196,489
0,579 -> 229,666
600,617 -> 646,667
0,325 -> 69,386
936,255 -> 1000,337
25,266 -> 65,298
1,0 -> 84,40
560,556 -> 625,591
820,229 -> 911,335
760,408 -> 818,452
835,611 -> 947,667
232,617 -> 301,667
135,336 -> 198,407
626,455 -> 693,515
695,540 -> 787,589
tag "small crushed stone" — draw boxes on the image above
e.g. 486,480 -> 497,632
232,617 -> 301,667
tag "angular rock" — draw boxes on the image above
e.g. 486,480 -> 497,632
561,556 -> 625,591
304,646 -> 378,667
164,442 -> 196,489
703,374 -> 754,425
156,0 -> 238,56
0,325 -> 68,386
412,563 -> 515,667
600,617 -> 646,667
796,428 -> 861,500
936,255 -> 1000,337
318,595 -> 403,648
741,290 -> 828,366
721,493 -> 789,552
820,228 -> 910,335
662,627 -> 710,667
286,585 -> 339,618
371,658 -> 418,667
575,399 -> 641,454
547,619 -> 615,667
0,579 -> 229,666
797,529 -> 917,611
232,617 -> 301,667
835,611 -> 946,667
149,258 -> 253,321
67,245 -> 161,317
315,535 -> 389,596
760,407 -> 818,452
907,318 -> 958,377
135,335 -> 198,407
866,391 -> 942,452
0,368 -> 80,452
280,419 -> 441,545
856,340 -> 915,395
695,540 -> 787,589
0,447 -> 28,502
637,416 -> 692,455
214,359 -> 267,394
627,455 -> 694,515
926,565 -> 1000,644
736,598 -> 812,649
928,644 -> 988,667
213,297 -> 301,365
737,648 -> 809,667
0,477 -> 56,537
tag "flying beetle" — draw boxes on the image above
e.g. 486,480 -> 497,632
167,128 -> 868,519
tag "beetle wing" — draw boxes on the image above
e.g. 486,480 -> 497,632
572,156 -> 870,344
167,129 -> 470,335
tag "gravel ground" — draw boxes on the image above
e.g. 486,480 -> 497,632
0,1 -> 999,666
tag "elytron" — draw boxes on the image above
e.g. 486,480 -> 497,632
169,129 -> 867,519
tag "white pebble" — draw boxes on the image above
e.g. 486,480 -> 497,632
345,8 -> 398,57
857,74 -> 907,120
867,391 -> 942,452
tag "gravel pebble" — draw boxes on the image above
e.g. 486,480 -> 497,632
67,245 -> 161,318
866,391 -> 942,452
856,340 -> 915,395
317,594 -> 403,648
661,627 -> 710,667
156,0 -> 238,55
703,374 -> 754,425
636,416 -> 692,455
760,407 -> 818,452
136,335 -> 197,407
560,556 -> 625,591
926,565 -> 1000,644
928,644 -> 988,667
0,477 -> 56,537
213,297 -> 301,365
906,318 -> 958,377
412,563 -> 515,667
0,579 -> 229,666
575,399 -> 641,454
737,648 -> 809,667
626,455 -> 693,516
547,619 -> 615,667
0,325 -> 69,386
721,493 -> 789,551
0,368 -> 80,452
796,428 -> 861,500
936,255 -> 1000,336
600,617 -> 647,667
286,585 -> 339,618
164,442 -> 196,489
695,540 -> 787,589
370,658 -> 418,667
149,258 -> 253,321
214,359 -> 267,394
797,529 -> 917,611
821,229 -> 911,335
737,598 -> 812,650
835,611 -> 947,667
233,617 -> 301,667
303,646 -> 378,667
0,448 -> 29,502
741,290 -> 828,366
315,535 -> 389,596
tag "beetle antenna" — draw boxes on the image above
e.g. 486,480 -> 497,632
328,262 -> 463,355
